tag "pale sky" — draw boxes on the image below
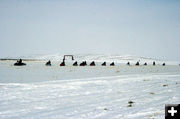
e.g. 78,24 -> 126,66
0,0 -> 180,60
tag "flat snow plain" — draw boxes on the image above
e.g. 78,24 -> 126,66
0,59 -> 180,119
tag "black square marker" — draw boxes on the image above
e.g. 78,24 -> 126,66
165,104 -> 180,119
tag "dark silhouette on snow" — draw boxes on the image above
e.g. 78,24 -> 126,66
144,63 -> 147,66
90,61 -> 95,66
127,62 -> 130,66
80,61 -> 87,66
60,61 -> 65,66
135,62 -> 139,66
153,61 -> 156,66
73,61 -> 78,66
46,60 -> 51,66
162,63 -> 165,66
110,62 -> 115,66
19,59 -> 22,63
102,62 -> 106,66
84,61 -> 87,66
14,59 -> 26,66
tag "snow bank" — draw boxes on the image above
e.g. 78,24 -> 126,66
0,73 -> 180,119
0,54 -> 180,119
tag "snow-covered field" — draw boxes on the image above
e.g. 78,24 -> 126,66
0,55 -> 180,119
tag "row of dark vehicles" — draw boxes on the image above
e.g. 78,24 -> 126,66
14,59 -> 165,66
14,55 -> 168,66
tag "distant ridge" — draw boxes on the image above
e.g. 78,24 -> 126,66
1,54 -> 179,65
0,54 -> 159,62
0,58 -> 40,61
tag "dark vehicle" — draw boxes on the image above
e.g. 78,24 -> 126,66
73,61 -> 78,66
80,61 -> 87,66
46,60 -> 51,66
14,59 -> 26,66
135,62 -> 139,66
102,62 -> 106,66
60,61 -> 65,66
90,61 -> 95,66
110,62 -> 115,66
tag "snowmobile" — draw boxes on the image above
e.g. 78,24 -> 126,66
14,59 -> 26,66
73,61 -> 78,66
46,60 -> 51,66
110,62 -> 115,66
102,62 -> 106,66
90,61 -> 95,66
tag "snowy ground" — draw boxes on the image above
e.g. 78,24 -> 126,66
0,55 -> 180,119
